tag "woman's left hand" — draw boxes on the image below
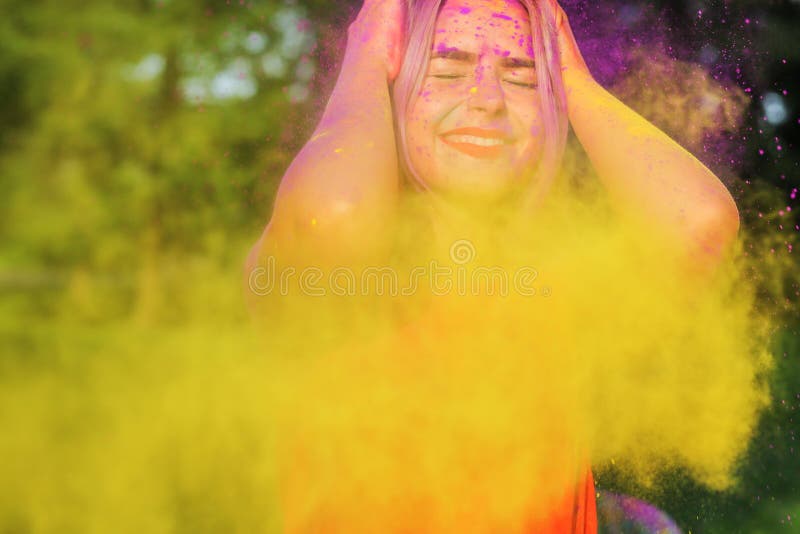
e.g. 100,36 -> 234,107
548,1 -> 593,83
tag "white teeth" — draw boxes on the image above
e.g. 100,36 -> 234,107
444,135 -> 505,146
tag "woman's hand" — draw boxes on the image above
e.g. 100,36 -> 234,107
348,0 -> 406,82
548,1 -> 592,84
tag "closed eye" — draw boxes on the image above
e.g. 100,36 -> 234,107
504,80 -> 538,89
429,74 -> 537,88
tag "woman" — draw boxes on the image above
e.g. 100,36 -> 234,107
246,0 -> 738,272
245,0 -> 740,531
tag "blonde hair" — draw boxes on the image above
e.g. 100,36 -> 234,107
391,0 -> 568,206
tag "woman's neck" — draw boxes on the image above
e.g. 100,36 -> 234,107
419,192 -> 523,259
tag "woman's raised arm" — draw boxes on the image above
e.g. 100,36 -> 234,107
245,0 -> 405,282
552,2 -> 740,271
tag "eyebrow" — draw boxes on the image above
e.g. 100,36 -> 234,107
431,48 -> 535,69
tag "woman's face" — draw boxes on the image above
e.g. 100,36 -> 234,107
406,0 -> 545,201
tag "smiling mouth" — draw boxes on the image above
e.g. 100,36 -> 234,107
443,134 -> 505,146
438,128 -> 511,159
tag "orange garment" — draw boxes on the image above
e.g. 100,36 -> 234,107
393,297 -> 599,534
524,469 -> 598,533
277,465 -> 598,533
277,295 -> 598,533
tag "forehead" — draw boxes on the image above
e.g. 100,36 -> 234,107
433,0 -> 533,57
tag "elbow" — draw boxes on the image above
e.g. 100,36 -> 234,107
711,192 -> 740,247
691,199 -> 740,263
243,234 -> 269,314
279,193 -> 394,266
243,237 -> 263,288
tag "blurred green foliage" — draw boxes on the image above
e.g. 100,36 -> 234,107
0,0 -> 325,327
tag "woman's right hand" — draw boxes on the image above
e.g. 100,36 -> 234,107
347,0 -> 406,82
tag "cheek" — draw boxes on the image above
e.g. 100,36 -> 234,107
514,101 -> 546,147
406,96 -> 441,158
404,120 -> 433,181
405,113 -> 429,158
408,84 -> 458,131
527,120 -> 545,149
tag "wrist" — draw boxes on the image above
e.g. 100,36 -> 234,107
560,57 -> 594,86
561,67 -> 599,117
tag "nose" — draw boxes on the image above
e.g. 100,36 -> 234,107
467,64 -> 505,115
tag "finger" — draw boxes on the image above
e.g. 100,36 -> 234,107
550,0 -> 568,31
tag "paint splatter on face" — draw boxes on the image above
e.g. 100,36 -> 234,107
405,0 -> 545,201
